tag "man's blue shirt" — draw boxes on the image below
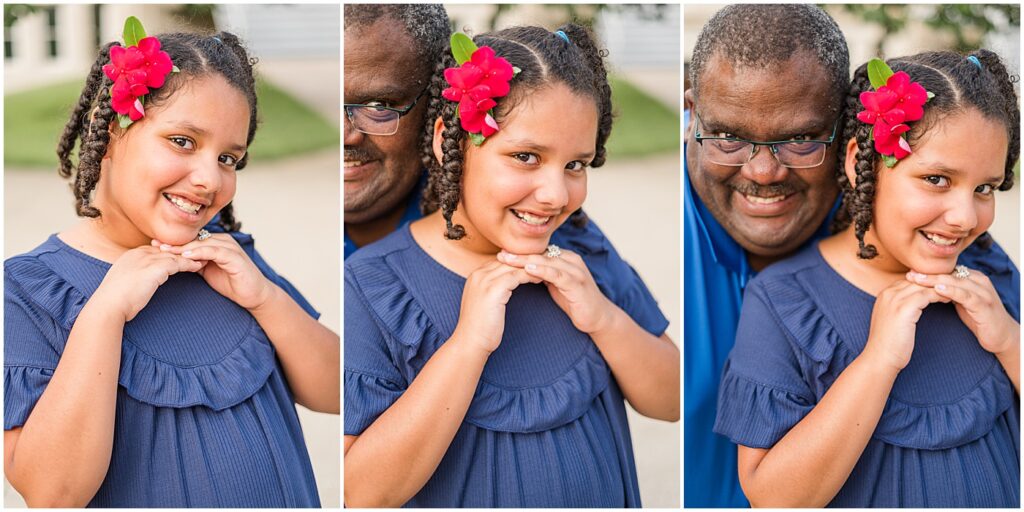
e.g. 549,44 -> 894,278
344,174 -> 426,260
683,110 -> 835,506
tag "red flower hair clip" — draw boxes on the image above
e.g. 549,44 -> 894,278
857,59 -> 934,167
442,33 -> 520,146
102,16 -> 178,128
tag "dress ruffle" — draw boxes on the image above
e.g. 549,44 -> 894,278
4,366 -> 54,429
346,232 -> 614,434
6,247 -> 276,412
741,269 -> 1016,450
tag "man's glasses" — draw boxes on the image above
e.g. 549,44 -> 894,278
344,87 -> 427,136
694,112 -> 838,169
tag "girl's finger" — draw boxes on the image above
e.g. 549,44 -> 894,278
160,236 -> 242,256
178,244 -> 242,270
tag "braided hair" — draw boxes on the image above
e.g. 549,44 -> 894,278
56,32 -> 260,232
833,49 -> 1019,258
419,24 -> 614,240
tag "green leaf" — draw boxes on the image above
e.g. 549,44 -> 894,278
926,91 -> 935,102
122,16 -> 147,47
172,65 -> 180,73
512,66 -> 522,76
867,58 -> 894,89
118,114 -> 133,129
468,132 -> 485,146
880,154 -> 898,168
450,32 -> 478,65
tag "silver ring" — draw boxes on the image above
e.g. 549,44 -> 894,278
952,265 -> 970,280
197,229 -> 212,241
544,244 -> 562,258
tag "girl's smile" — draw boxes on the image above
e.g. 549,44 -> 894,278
452,83 -> 599,256
95,75 -> 250,248
862,108 -> 1007,276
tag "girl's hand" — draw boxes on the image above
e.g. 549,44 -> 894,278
154,234 -> 274,311
497,249 -> 617,334
907,268 -> 1020,355
452,260 -> 541,354
861,279 -> 950,372
94,246 -> 204,322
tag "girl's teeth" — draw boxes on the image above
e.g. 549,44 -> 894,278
745,194 -> 786,204
167,194 -> 201,214
924,232 -> 957,246
514,210 -> 550,225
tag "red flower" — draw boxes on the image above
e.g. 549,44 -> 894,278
102,36 -> 174,121
884,71 -> 928,122
858,70 -> 929,161
442,45 -> 514,137
873,118 -> 912,159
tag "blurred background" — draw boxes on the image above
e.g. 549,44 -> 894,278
445,3 -> 681,507
3,3 -> 340,507
685,3 -> 1021,265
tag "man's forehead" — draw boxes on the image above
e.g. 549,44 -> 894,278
345,18 -> 426,94
695,51 -> 837,132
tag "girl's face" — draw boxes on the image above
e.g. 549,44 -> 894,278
452,83 -> 599,255
853,108 -> 1008,275
98,74 -> 250,246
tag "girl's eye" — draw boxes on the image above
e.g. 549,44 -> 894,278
924,175 -> 949,187
566,160 -> 589,173
219,154 -> 239,167
976,183 -> 994,195
512,152 -> 539,165
170,136 -> 194,149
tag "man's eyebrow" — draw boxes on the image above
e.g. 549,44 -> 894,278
701,116 -> 830,140
345,84 -> 412,103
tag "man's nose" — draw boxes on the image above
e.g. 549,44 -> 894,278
740,144 -> 788,185
343,111 -> 364,146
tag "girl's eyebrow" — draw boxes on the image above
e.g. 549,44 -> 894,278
504,139 -> 595,159
917,161 -> 1003,183
172,121 -> 247,152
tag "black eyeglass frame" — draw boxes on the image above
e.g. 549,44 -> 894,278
693,112 -> 840,169
343,86 -> 428,136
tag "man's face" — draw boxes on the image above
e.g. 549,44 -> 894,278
344,17 -> 429,224
685,51 -> 840,259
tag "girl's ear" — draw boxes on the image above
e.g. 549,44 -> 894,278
432,116 -> 445,166
843,137 -> 859,186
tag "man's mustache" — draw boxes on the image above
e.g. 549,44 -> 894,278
344,148 -> 379,162
730,181 -> 800,197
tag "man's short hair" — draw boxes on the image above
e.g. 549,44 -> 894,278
689,4 -> 849,108
344,4 -> 450,65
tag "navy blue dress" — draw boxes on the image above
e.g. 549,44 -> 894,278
4,230 -> 321,507
345,222 -> 669,507
715,242 -> 1020,507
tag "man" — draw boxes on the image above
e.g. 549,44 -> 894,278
683,5 -> 848,507
343,4 -> 449,259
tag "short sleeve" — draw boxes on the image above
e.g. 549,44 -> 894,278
4,268 -> 61,430
713,285 -> 816,449
344,274 -> 408,436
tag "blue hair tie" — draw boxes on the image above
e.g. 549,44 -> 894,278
967,55 -> 982,69
555,30 -> 570,44
212,36 -> 222,44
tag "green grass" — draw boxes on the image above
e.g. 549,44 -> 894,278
4,78 -> 338,168
605,75 -> 680,158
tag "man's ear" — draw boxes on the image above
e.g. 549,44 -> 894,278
431,116 -> 445,166
843,137 -> 859,186
683,88 -> 695,138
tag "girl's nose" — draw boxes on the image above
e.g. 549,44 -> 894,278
189,159 -> 222,191
534,167 -> 570,208
943,194 -> 979,231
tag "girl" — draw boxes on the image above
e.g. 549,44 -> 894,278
4,22 -> 339,507
344,24 -> 679,507
715,50 -> 1020,507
